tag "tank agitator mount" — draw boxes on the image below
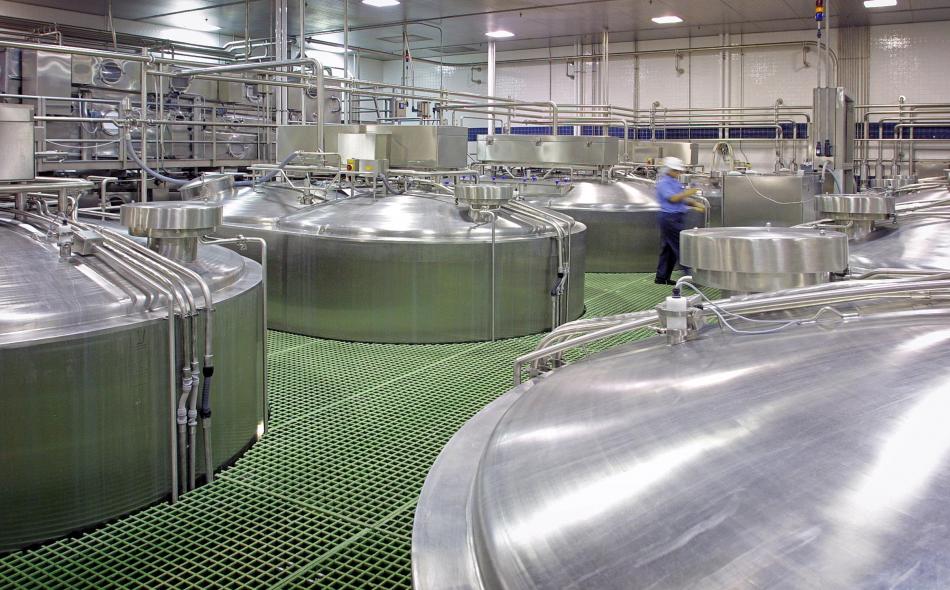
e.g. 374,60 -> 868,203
681,226 -> 849,293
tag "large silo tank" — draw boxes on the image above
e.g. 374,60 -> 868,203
0,207 -> 265,552
413,295 -> 950,589
849,185 -> 950,273
413,180 -> 950,589
193,178 -> 587,343
522,178 -> 703,272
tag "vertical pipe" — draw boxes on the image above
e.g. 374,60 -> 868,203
274,0 -> 288,126
487,40 -> 496,136
244,0 -> 250,61
299,0 -> 306,122
602,30 -> 609,107
139,47 -> 148,202
343,0 -> 349,124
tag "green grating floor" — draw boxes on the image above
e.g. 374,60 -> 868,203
0,273 -> 707,589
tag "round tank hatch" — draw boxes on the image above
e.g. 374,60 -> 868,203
121,201 -> 223,237
179,173 -> 236,201
455,184 -> 514,210
816,193 -> 895,221
681,226 -> 849,293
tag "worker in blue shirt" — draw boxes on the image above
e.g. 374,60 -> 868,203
655,156 -> 704,285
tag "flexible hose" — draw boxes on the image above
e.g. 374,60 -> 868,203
203,419 -> 214,484
124,138 -> 189,186
255,151 -> 304,185
199,369 -> 214,483
379,174 -> 404,195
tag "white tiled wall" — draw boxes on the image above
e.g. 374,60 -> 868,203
870,21 -> 950,104
364,21 -> 950,171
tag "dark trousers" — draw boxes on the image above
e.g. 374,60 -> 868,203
656,212 -> 687,281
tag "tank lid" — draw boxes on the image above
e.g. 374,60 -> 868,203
455,184 -> 514,209
121,201 -> 223,237
816,193 -> 895,220
681,226 -> 849,292
276,193 -> 575,242
178,173 -> 236,200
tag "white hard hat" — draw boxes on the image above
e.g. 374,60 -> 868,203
662,156 -> 686,171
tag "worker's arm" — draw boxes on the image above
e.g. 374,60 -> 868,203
668,187 -> 699,203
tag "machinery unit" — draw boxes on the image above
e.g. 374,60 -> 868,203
681,226 -> 849,293
477,135 -> 620,168
0,199 -> 265,552
71,55 -> 142,92
0,104 -> 35,181
0,48 -> 21,95
627,141 -> 699,166
277,124 -> 469,169
813,86 -> 855,193
720,172 -> 822,227
375,125 -> 468,170
191,176 -> 587,343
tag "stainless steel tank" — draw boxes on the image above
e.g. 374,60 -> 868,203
200,180 -> 587,343
0,209 -> 265,552
850,186 -> 950,273
413,300 -> 950,590
413,183 -> 950,589
523,178 -> 704,273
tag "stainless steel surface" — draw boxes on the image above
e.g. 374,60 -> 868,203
277,123 -> 362,163
0,103 -> 35,181
414,301 -> 950,589
337,132 -> 390,161
456,183 -> 514,209
71,55 -> 142,92
682,226 -> 849,292
523,178 -> 704,272
722,172 -> 821,227
0,217 -> 264,552
207,188 -> 587,343
178,173 -> 237,201
20,50 -> 71,115
814,86 -> 855,193
121,201 -> 223,235
850,187 -> 950,273
477,135 -> 620,168
374,125 -> 468,170
202,183 -> 311,225
817,192 -> 896,220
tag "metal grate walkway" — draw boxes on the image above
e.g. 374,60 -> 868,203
0,273 -> 699,589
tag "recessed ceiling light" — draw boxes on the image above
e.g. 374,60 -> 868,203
652,15 -> 683,24
362,0 -> 400,6
486,30 -> 515,38
864,0 -> 896,7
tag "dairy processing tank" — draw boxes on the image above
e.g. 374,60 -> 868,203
413,181 -> 950,589
0,197 -> 265,552
188,176 -> 587,343
520,178 -> 666,272
477,136 -> 704,273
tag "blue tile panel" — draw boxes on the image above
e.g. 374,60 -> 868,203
467,122 -> 950,142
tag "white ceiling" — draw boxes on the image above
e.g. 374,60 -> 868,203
12,0 -> 950,57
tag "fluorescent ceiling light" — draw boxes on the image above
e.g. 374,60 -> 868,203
486,30 -> 515,38
652,15 -> 683,24
362,0 -> 400,6
864,0 -> 897,6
